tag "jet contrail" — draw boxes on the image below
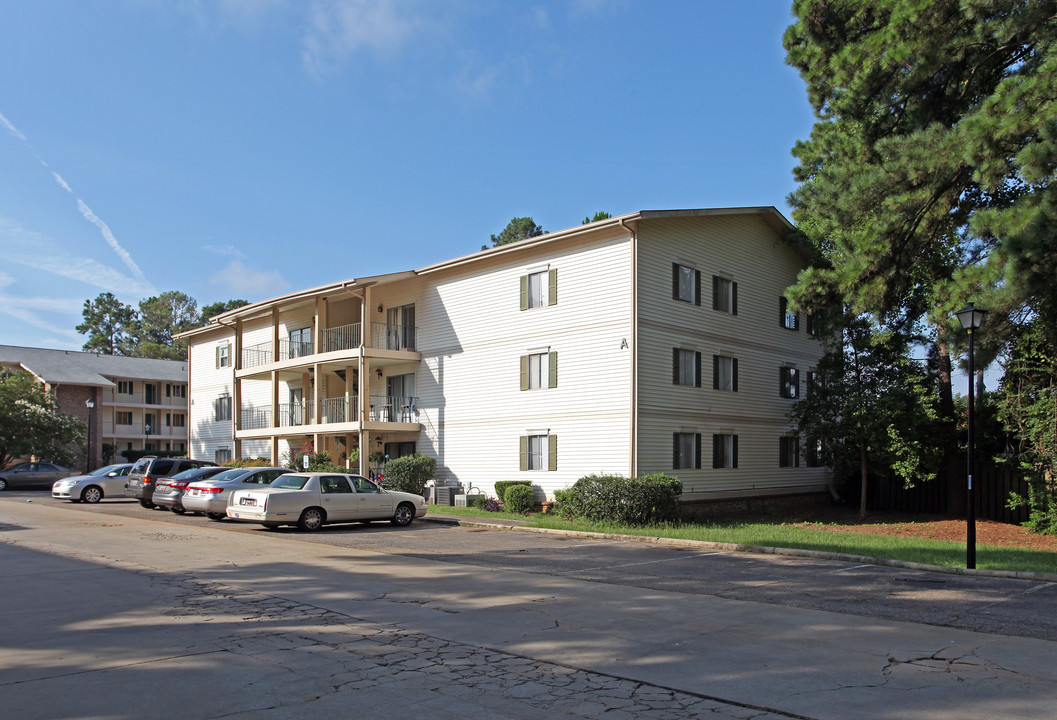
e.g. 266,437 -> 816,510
0,109 -> 156,294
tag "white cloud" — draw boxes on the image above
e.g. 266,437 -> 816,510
210,260 -> 290,297
51,171 -> 73,193
202,243 -> 247,258
0,110 -> 27,142
0,217 -> 155,296
302,0 -> 424,74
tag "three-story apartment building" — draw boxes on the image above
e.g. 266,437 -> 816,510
179,208 -> 828,502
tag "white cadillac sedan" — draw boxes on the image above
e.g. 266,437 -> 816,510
226,473 -> 428,531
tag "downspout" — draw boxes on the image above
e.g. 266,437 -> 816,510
620,217 -> 638,478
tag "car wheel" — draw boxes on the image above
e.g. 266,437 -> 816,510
206,512 -> 225,521
81,486 -> 103,504
297,507 -> 325,532
170,506 -> 185,514
139,499 -> 155,509
0,477 -> 7,491
391,502 -> 415,527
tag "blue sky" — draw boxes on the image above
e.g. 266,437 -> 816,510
0,0 -> 816,351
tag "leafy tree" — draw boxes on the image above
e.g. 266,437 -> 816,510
783,1 -> 1057,510
200,299 -> 249,322
790,318 -> 941,518
0,370 -> 87,469
582,211 -> 612,224
132,291 -> 200,360
484,217 -> 545,249
998,301 -> 1057,533
76,292 -> 136,355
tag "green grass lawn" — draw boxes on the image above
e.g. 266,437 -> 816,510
432,506 -> 1057,575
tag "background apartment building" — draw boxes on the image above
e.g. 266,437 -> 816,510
0,346 -> 189,468
180,208 -> 828,503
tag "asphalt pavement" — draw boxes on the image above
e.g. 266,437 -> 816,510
1,495 -> 1055,720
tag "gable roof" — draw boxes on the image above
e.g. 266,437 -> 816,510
0,345 -> 188,387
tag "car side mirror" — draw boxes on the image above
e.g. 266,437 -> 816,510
107,472 -> 119,477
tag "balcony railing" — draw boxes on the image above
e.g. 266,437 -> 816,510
321,323 -> 361,353
237,395 -> 418,430
372,323 -> 417,351
102,421 -> 184,437
242,407 -> 272,430
103,389 -> 188,407
239,323 -> 417,369
243,342 -> 273,369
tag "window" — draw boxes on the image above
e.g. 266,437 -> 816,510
165,384 -> 186,398
780,367 -> 800,399
520,268 -> 557,310
712,276 -> 737,314
806,437 -> 823,467
712,434 -> 738,469
215,448 -> 231,464
289,327 -> 312,358
673,432 -> 701,469
713,355 -> 738,391
215,396 -> 232,421
672,348 -> 701,387
116,411 -> 132,425
171,414 -> 186,428
672,263 -> 700,305
216,343 -> 231,368
779,436 -> 801,468
520,433 -> 557,471
520,351 -> 557,390
779,297 -> 799,330
118,381 -> 134,394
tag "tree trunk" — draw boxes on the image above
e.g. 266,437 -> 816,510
937,341 -> 965,515
860,441 -> 868,519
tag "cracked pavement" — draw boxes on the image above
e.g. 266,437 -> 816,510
1,498 -> 1055,720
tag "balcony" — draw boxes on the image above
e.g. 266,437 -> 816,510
240,323 -> 417,370
239,395 -> 418,433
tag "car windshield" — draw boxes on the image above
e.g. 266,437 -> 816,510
91,464 -> 123,476
131,458 -> 151,473
270,475 -> 309,490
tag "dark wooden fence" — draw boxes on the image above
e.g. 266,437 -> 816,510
847,464 -> 1030,524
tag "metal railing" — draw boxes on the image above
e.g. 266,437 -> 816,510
241,407 -> 272,430
321,396 -> 358,423
242,342 -> 273,369
278,403 -> 310,427
371,323 -> 417,351
368,395 -> 418,422
321,323 -> 362,353
281,339 -> 314,360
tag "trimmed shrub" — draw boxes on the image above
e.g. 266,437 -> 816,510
471,495 -> 491,509
383,454 -> 436,496
559,473 -> 682,525
504,484 -> 536,514
494,480 -> 531,500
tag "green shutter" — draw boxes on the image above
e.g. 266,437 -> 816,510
548,351 -> 557,388
713,355 -> 720,390
215,346 -> 221,368
695,433 -> 702,469
520,436 -> 528,471
548,268 -> 557,306
548,434 -> 557,471
520,355 -> 529,391
694,352 -> 701,387
520,275 -> 528,311
731,282 -> 738,315
732,358 -> 739,392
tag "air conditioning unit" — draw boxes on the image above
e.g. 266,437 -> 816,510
433,486 -> 457,506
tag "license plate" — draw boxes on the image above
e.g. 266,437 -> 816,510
239,498 -> 257,506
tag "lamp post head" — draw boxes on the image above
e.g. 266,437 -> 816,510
85,399 -> 95,409
955,302 -> 987,332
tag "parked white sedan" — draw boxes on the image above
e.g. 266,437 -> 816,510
226,473 -> 428,531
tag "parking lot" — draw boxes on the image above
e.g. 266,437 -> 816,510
3,490 -> 1057,719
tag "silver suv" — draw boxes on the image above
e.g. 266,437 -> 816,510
124,456 -> 217,509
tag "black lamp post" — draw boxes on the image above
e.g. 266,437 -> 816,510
954,302 -> 987,569
84,398 -> 95,473
145,421 -> 151,452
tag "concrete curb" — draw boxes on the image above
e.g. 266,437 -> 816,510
422,514 -> 1057,583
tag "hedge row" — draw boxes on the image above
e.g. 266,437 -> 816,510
556,473 -> 681,525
